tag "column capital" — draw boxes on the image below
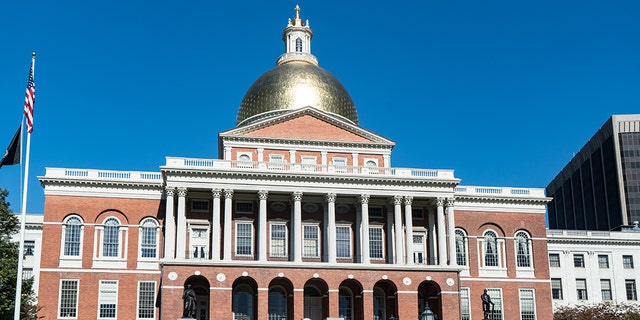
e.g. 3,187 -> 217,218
165,186 -> 175,197
211,188 -> 222,198
435,197 -> 445,207
224,189 -> 234,199
359,194 -> 370,204
177,187 -> 187,197
325,193 -> 337,203
393,195 -> 403,205
258,190 -> 269,200
404,196 -> 413,206
445,197 -> 455,208
292,191 -> 303,202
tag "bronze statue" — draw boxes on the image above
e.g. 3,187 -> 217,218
481,289 -> 494,320
182,284 -> 197,318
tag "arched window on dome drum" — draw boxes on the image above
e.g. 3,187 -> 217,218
103,218 -> 120,257
64,216 -> 83,256
484,230 -> 498,267
455,229 -> 468,266
515,231 -> 532,268
295,38 -> 302,52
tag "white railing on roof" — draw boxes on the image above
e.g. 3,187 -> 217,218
44,168 -> 162,181
165,157 -> 455,180
454,185 -> 545,197
547,229 -> 611,238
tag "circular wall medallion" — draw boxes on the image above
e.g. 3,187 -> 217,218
216,273 -> 226,282
168,272 -> 178,281
271,202 -> 287,212
446,278 -> 455,287
336,204 -> 350,214
348,274 -> 354,279
425,276 -> 432,281
403,277 -> 412,286
303,203 -> 319,213
278,272 -> 284,277
313,273 -> 319,278
242,271 -> 249,277
194,271 -> 201,276
382,275 -> 388,280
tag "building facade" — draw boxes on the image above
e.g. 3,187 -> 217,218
547,115 -> 640,231
37,7 -> 551,320
12,213 -> 43,298
547,227 -> 640,309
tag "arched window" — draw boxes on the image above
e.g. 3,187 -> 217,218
103,218 -> 120,257
455,228 -> 468,266
373,287 -> 386,320
233,284 -> 254,320
295,38 -> 302,52
63,216 -> 83,256
140,218 -> 159,258
268,286 -> 287,319
515,231 -> 532,268
339,287 -> 353,320
484,230 -> 498,267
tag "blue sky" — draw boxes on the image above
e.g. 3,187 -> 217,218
0,1 -> 638,214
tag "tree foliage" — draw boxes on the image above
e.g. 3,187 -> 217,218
0,188 -> 40,319
554,301 -> 640,320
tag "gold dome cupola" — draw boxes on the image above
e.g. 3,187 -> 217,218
236,6 -> 359,126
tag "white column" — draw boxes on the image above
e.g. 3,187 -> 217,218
258,190 -> 269,261
321,152 -> 328,166
257,148 -> 264,162
351,153 -> 359,167
383,154 -> 390,167
211,189 -> 222,261
436,198 -> 447,266
427,206 -> 437,265
325,193 -> 337,263
292,191 -> 303,262
176,187 -> 187,259
289,150 -> 296,164
223,189 -> 234,261
446,198 -> 457,266
386,204 -> 395,264
404,196 -> 414,265
360,194 -> 370,264
393,195 -> 404,264
224,146 -> 232,160
164,187 -> 176,259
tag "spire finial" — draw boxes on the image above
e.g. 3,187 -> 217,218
292,5 -> 304,26
295,5 -> 300,20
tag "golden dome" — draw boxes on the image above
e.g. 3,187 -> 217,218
236,61 -> 358,126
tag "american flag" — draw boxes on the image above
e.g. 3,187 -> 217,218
24,63 -> 35,133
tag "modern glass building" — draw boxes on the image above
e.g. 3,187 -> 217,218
547,115 -> 640,231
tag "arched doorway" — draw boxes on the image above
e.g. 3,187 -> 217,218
232,277 -> 258,320
304,279 -> 328,320
418,281 -> 441,320
338,279 -> 363,320
373,280 -> 398,320
185,276 -> 210,320
269,278 -> 294,320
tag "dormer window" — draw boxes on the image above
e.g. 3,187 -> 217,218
295,38 -> 302,52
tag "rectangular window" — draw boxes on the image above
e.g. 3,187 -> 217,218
412,208 -> 424,220
301,156 -> 317,172
191,199 -> 209,212
549,253 -> 560,267
574,254 -> 585,267
24,240 -> 35,256
333,158 -> 347,173
601,279 -> 612,301
519,289 -> 536,320
624,255 -> 635,269
236,222 -> 253,256
98,280 -> 118,319
627,279 -> 638,300
551,278 -> 563,300
576,279 -> 588,300
270,223 -> 287,257
22,267 -> 34,279
303,225 -> 319,258
268,154 -> 285,170
486,288 -> 503,320
598,255 -> 610,268
336,226 -> 351,258
137,281 -> 155,319
369,227 -> 384,259
59,279 -> 79,318
235,201 -> 253,214
369,207 -> 383,218
460,288 -> 471,320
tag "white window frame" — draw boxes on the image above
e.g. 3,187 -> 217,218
601,279 -> 612,301
363,158 -> 380,174
369,225 -> 384,260
270,222 -> 288,258
519,289 -> 536,320
93,216 -> 128,269
60,215 -> 84,268
332,157 -> 347,173
478,229 -> 506,277
514,230 -> 533,270
268,154 -> 285,170
551,278 -> 563,300
97,280 -> 118,319
460,287 -> 471,320
58,279 -> 79,319
138,218 -> 159,261
189,221 -> 210,260
301,156 -> 317,172
237,153 -> 253,168
336,224 -> 352,259
191,199 -> 210,212
486,288 -> 503,320
576,278 -> 588,300
235,220 -> 254,256
303,223 -> 320,258
455,228 -> 469,268
137,281 -> 156,320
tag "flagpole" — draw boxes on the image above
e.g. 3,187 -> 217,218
14,52 -> 35,320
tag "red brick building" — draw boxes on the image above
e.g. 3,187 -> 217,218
37,6 -> 551,320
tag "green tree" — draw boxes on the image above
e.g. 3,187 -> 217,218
554,301 -> 640,320
0,188 -> 39,319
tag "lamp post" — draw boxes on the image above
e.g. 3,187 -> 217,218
419,302 -> 435,320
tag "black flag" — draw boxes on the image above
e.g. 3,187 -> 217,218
0,126 -> 21,169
